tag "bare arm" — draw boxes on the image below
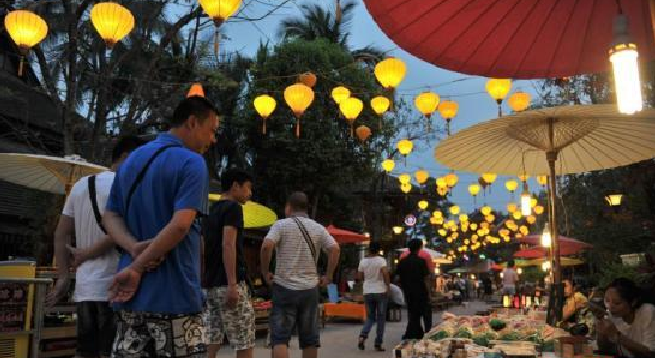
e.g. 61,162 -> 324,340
53,215 -> 75,280
260,239 -> 275,277
356,271 -> 364,282
222,226 -> 238,286
74,236 -> 115,260
128,209 -> 197,273
325,243 -> 341,280
381,266 -> 391,291
103,210 -> 140,257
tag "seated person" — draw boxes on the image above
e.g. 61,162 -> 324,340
559,279 -> 588,329
597,278 -> 655,358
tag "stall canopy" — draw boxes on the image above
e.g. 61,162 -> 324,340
326,225 -> 369,244
208,194 -> 277,228
398,248 -> 452,265
501,257 -> 585,267
517,235 -> 592,249
362,0 -> 655,78
514,245 -> 589,258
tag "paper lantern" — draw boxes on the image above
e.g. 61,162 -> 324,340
397,139 -> 413,156
449,205 -> 460,215
534,205 -> 545,215
481,206 -> 492,216
436,177 -> 447,188
415,92 -> 440,117
371,96 -> 390,115
198,0 -> 242,22
505,180 -> 518,193
508,91 -> 531,112
332,86 -> 350,104
437,187 -> 448,196
298,72 -> 317,87
507,203 -> 517,213
4,10 -> 48,75
399,173 -> 411,185
439,229 -> 447,237
433,211 -> 443,219
512,211 -> 522,220
392,226 -> 403,234
468,184 -> 481,196
482,173 -> 497,184
374,57 -> 406,88
445,172 -> 459,188
254,94 -> 276,134
438,100 -> 458,119
339,97 -> 363,125
486,214 -> 496,223
486,78 -> 512,102
531,198 -> 538,208
415,169 -> 429,185
537,175 -> 548,186
459,214 -> 468,222
284,83 -> 314,137
418,200 -> 429,210
355,125 -> 371,142
526,215 -> 537,225
91,2 -> 135,47
470,223 -> 478,231
400,182 -> 412,194
382,159 -> 395,173
187,83 -> 205,98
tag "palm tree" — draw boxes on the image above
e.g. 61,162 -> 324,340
278,0 -> 385,64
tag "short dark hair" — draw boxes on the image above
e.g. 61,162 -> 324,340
369,241 -> 381,254
220,169 -> 253,191
287,191 -> 309,212
111,135 -> 145,163
170,97 -> 218,128
408,239 -> 422,253
607,277 -> 644,309
508,260 -> 515,268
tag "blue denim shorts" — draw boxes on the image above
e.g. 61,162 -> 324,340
269,284 -> 320,349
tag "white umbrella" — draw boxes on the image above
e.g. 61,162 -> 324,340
0,153 -> 108,195
434,104 -> 655,322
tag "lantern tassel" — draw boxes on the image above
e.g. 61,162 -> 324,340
18,56 -> 24,77
296,118 -> 300,138
447,118 -> 451,136
214,28 -> 220,60
350,124 -> 354,137
262,118 -> 267,135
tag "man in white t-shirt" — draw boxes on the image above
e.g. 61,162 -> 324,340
357,241 -> 390,351
501,260 -> 519,296
261,192 -> 340,358
46,136 -> 144,358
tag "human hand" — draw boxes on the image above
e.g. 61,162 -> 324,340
225,284 -> 239,309
597,319 -> 619,342
67,245 -> 90,268
320,275 -> 332,287
109,266 -> 142,303
45,277 -> 70,308
263,272 -> 274,286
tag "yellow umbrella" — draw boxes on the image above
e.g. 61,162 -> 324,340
208,194 -> 277,228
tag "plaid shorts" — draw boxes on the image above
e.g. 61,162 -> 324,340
111,310 -> 206,358
204,283 -> 256,350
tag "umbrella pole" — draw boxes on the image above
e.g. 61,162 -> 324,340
546,117 -> 563,324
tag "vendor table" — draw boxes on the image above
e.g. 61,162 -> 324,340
322,303 -> 366,326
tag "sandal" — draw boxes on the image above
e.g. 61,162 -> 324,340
358,337 -> 365,350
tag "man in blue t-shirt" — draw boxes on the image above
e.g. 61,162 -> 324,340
104,96 -> 219,358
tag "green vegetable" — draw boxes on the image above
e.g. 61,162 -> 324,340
473,336 -> 490,347
500,332 -> 522,341
454,328 -> 473,339
429,331 -> 450,340
489,319 -> 507,330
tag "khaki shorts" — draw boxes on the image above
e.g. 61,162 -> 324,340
204,283 -> 255,350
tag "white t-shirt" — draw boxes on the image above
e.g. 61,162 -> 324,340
611,303 -> 655,357
358,256 -> 388,294
62,171 -> 119,302
264,215 -> 338,291
502,268 -> 517,287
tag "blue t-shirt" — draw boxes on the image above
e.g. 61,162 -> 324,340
106,133 -> 208,314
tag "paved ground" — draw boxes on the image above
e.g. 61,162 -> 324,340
217,300 -> 493,358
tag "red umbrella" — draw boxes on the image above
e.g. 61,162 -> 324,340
399,249 -> 436,272
363,0 -> 655,78
326,225 -> 369,244
490,263 -> 504,271
514,245 -> 587,258
517,234 -> 592,249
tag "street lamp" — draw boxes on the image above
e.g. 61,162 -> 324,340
605,193 -> 623,207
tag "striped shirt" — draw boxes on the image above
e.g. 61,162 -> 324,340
264,213 -> 337,290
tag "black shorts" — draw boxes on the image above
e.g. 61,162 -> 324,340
269,284 -> 320,349
76,301 -> 116,357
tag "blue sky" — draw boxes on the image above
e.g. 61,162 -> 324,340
211,0 -> 544,213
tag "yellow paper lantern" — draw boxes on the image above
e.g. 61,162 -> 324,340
519,174 -> 530,182
537,175 -> 548,186
4,10 -> 48,76
446,237 -> 453,243
486,214 -> 496,223
508,91 -> 531,112
449,205 -> 460,215
470,223 -> 478,231
392,226 -> 403,234
526,215 -> 537,224
355,125 -> 371,142
340,97 -> 364,122
512,211 -> 522,220
187,83 -> 205,98
332,86 -> 351,104
468,184 -> 481,196
397,139 -> 413,156
531,198 -> 538,208
437,187 -> 448,196
504,236 -> 511,242
91,2 -> 135,47
374,57 -> 406,88
436,177 -> 447,188
507,203 -> 517,213
284,83 -> 314,137
398,173 -> 411,185
400,182 -> 412,194
415,169 -> 429,185
415,92 -> 440,117
482,173 -> 497,184
370,95 -> 391,115
254,94 -> 276,134
461,223 -> 468,232
430,217 -> 439,225
519,225 -> 529,235
505,219 -> 515,227
438,100 -> 459,119
198,0 -> 242,22
418,200 -> 429,210
381,159 -> 395,173
435,218 -> 443,225
459,214 -> 468,222
500,229 -> 510,237
481,206 -> 492,216
445,172 -> 459,188
505,180 -> 518,192
485,78 -> 512,103
439,229 -> 447,237
534,205 -> 545,215
433,211 -> 443,218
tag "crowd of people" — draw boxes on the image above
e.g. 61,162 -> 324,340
43,96 -> 654,358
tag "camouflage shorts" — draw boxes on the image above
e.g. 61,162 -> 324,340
204,283 -> 256,350
111,310 -> 206,358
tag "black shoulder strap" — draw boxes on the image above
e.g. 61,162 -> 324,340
124,145 -> 180,216
88,175 -> 107,234
292,217 -> 317,264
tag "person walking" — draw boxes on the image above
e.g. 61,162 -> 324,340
395,239 -> 431,340
104,96 -> 219,357
357,241 -> 390,351
501,260 -> 519,296
260,192 -> 341,358
202,169 -> 255,358
46,136 -> 144,358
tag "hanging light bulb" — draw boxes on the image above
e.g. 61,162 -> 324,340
609,13 -> 642,114
541,223 -> 551,248
520,182 -> 532,216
